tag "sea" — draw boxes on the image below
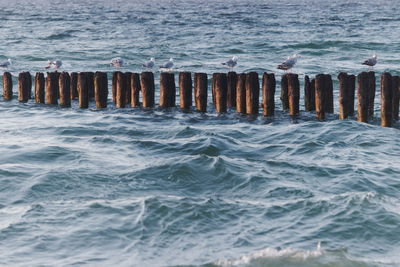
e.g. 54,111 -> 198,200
1,0 -> 400,266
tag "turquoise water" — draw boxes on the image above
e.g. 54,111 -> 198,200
1,0 -> 400,266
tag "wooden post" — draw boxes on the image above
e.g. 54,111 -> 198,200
392,75 -> 400,121
59,72 -> 71,107
227,71 -> 237,108
45,72 -> 58,105
212,73 -> 217,106
368,71 -> 376,118
131,73 -> 141,107
112,71 -> 119,103
281,73 -> 289,110
236,73 -> 246,114
214,73 -> 227,113
94,72 -> 108,109
194,72 -> 207,112
245,72 -> 259,115
179,72 -> 192,110
18,72 -> 31,102
78,72 -> 88,108
381,72 -> 393,127
160,72 -> 176,108
325,74 -> 334,113
125,72 -> 132,105
347,74 -> 356,116
116,72 -> 126,108
338,72 -> 349,119
140,72 -> 155,108
315,74 -> 326,121
2,72 -> 13,100
304,75 -> 315,111
357,72 -> 369,123
35,72 -> 45,103
288,73 -> 299,118
70,72 -> 78,100
86,72 -> 95,100
262,72 -> 275,116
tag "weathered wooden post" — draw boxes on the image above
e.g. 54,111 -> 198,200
347,74 -> 356,116
70,72 -> 78,100
94,72 -> 108,109
179,72 -> 192,110
86,72 -> 95,99
357,72 -> 369,123
288,73 -> 300,118
368,71 -> 376,118
392,75 -> 400,121
140,72 -> 155,108
214,73 -> 227,113
116,72 -> 126,108
131,73 -> 141,107
304,75 -> 315,111
194,72 -> 207,112
2,72 -> 13,100
59,72 -> 71,107
315,74 -> 326,121
35,72 -> 45,103
160,72 -> 176,108
112,71 -> 119,104
78,72 -> 88,108
125,72 -> 132,105
381,72 -> 393,127
45,72 -> 58,105
212,73 -> 217,105
18,72 -> 31,102
325,74 -> 334,113
236,73 -> 246,114
262,72 -> 275,116
245,72 -> 259,115
338,72 -> 349,119
227,71 -> 237,108
281,73 -> 289,110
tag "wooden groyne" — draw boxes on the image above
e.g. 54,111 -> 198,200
2,70 -> 400,128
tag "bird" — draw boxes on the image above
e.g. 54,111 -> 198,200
277,54 -> 300,72
143,58 -> 155,70
362,54 -> 377,71
110,57 -> 124,68
159,58 -> 174,71
222,56 -> 238,71
45,60 -> 62,70
0,58 -> 12,69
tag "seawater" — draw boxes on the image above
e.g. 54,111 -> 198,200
1,0 -> 400,266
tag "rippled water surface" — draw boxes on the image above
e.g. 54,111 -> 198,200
1,0 -> 400,266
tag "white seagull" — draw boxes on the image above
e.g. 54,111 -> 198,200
0,58 -> 12,69
159,58 -> 174,71
221,56 -> 238,71
45,60 -> 62,70
277,54 -> 300,72
110,57 -> 124,68
143,58 -> 155,69
362,54 -> 377,71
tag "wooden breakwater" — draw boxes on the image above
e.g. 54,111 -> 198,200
2,71 -> 400,128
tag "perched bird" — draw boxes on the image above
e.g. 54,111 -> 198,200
277,54 -> 300,72
222,56 -> 238,71
143,58 -> 155,69
0,58 -> 12,69
362,54 -> 377,71
45,60 -> 62,70
159,58 -> 174,71
110,57 -> 124,68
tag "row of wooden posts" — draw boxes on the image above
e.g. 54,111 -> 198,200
1,70 -> 399,127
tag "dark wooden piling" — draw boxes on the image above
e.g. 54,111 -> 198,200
18,72 -> 31,102
288,73 -> 300,118
131,73 -> 141,108
281,73 -> 289,110
245,72 -> 259,115
236,73 -> 246,114
140,72 -> 155,108
214,73 -> 227,113
59,72 -> 71,107
325,74 -> 334,113
194,72 -> 207,112
116,72 -> 126,108
392,75 -> 400,121
212,73 -> 217,105
160,72 -> 176,108
347,74 -> 356,116
315,74 -> 326,121
227,71 -> 237,108
86,72 -> 95,100
338,72 -> 349,119
35,72 -> 45,103
2,72 -> 13,100
381,72 -> 393,127
368,71 -> 376,118
179,72 -> 192,110
125,72 -> 132,105
112,71 -> 119,104
357,72 -> 369,123
70,72 -> 78,100
45,72 -> 58,105
78,72 -> 88,108
94,71 -> 108,109
304,75 -> 315,111
262,72 -> 275,116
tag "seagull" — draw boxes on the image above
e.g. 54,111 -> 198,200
45,60 -> 62,70
362,54 -> 377,71
143,58 -> 155,70
277,54 -> 300,72
0,58 -> 12,69
221,56 -> 238,71
159,58 -> 174,71
110,57 -> 124,68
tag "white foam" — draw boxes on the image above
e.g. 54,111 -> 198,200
0,205 -> 30,230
